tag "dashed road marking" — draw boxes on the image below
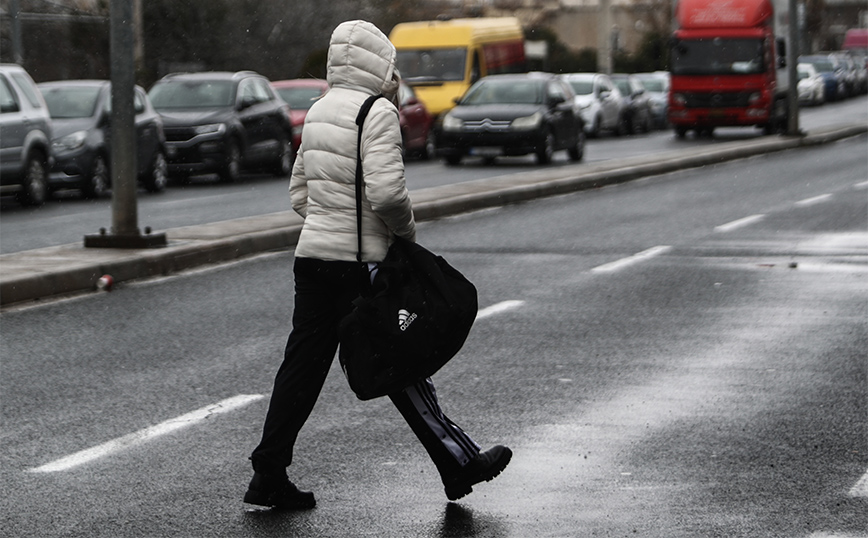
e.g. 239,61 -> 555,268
591,246 -> 672,274
714,214 -> 766,233
28,394 -> 264,473
854,180 -> 868,189
849,469 -> 868,498
477,300 -> 525,320
794,193 -> 833,207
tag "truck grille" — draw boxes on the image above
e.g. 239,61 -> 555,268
683,92 -> 752,108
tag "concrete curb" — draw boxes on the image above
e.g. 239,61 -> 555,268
1,124 -> 865,307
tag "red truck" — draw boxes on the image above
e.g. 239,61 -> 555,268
668,0 -> 790,137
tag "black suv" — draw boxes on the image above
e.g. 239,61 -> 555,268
147,71 -> 293,182
0,64 -> 53,206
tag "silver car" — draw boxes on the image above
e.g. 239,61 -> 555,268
561,73 -> 625,138
0,64 -> 53,206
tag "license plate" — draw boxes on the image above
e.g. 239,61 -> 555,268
470,147 -> 502,157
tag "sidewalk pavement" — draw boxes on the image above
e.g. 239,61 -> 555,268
1,124 -> 865,308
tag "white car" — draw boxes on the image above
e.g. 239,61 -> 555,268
797,63 -> 826,106
561,73 -> 625,137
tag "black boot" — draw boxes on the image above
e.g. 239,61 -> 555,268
244,472 -> 316,510
442,445 -> 512,501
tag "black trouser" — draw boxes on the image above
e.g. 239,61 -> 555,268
250,257 -> 480,481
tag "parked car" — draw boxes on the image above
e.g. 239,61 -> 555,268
610,74 -> 654,134
37,80 -> 168,198
0,64 -> 52,206
634,72 -> 670,129
397,81 -> 435,159
561,73 -> 625,137
271,78 -> 328,153
799,55 -> 846,101
436,72 -> 585,166
147,71 -> 293,182
796,63 -> 826,106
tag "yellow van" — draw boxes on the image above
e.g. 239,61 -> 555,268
389,17 -> 525,117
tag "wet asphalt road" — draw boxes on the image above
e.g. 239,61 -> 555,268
1,135 -> 866,536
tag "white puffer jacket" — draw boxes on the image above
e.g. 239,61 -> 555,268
289,20 -> 415,262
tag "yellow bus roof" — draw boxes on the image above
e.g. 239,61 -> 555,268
389,17 -> 523,49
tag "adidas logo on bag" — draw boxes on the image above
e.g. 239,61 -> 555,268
398,309 -> 417,332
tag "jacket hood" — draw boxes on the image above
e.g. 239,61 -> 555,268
327,20 -> 397,97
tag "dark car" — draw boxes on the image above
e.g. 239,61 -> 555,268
0,64 -> 53,206
38,80 -> 168,198
436,73 -> 585,166
148,71 -> 293,182
271,78 -> 328,153
611,74 -> 654,134
398,81 -> 435,159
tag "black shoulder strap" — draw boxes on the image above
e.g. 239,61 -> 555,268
354,94 -> 384,263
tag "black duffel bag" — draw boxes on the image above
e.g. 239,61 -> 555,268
338,236 -> 478,400
338,94 -> 478,400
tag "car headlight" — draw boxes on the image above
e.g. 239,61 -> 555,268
53,130 -> 87,152
194,123 -> 226,136
510,112 -> 542,131
441,114 -> 463,132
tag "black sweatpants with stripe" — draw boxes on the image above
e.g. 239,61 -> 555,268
250,257 -> 480,481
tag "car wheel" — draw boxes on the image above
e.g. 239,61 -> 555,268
17,153 -> 48,207
444,154 -> 462,166
675,126 -> 688,139
220,139 -> 242,182
536,130 -> 554,165
422,130 -> 437,160
82,155 -> 110,199
568,129 -> 585,162
272,136 -> 293,177
143,151 -> 168,193
589,114 -> 602,138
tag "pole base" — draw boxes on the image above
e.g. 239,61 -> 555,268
84,229 -> 167,249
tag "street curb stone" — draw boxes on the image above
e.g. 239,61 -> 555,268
1,124 -> 865,308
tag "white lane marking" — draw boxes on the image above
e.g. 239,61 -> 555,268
714,214 -> 765,233
28,394 -> 264,473
794,193 -> 833,207
591,246 -> 672,274
849,469 -> 868,497
854,180 -> 868,189
476,300 -> 524,320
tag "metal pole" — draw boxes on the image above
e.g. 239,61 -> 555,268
787,0 -> 801,135
85,0 -> 165,248
598,0 -> 613,74
11,0 -> 23,64
110,0 -> 138,237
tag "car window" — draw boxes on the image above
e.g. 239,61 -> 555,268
238,79 -> 268,105
566,79 -> 594,95
149,79 -> 235,109
547,81 -> 567,102
41,86 -> 102,118
463,79 -> 542,105
275,86 -> 324,110
0,76 -> 20,113
9,72 -> 43,108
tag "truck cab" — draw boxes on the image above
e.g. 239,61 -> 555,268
668,0 -> 789,137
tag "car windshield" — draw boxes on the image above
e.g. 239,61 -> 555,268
613,80 -> 631,95
805,59 -> 835,73
637,78 -> 666,92
41,86 -> 101,119
148,80 -> 234,109
275,87 -> 323,110
671,38 -> 765,75
461,79 -> 543,105
565,79 -> 594,95
396,48 -> 467,83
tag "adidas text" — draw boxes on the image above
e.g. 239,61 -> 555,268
398,309 -> 417,332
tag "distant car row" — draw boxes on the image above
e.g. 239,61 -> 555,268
0,66 -> 435,207
797,50 -> 868,106
432,71 -> 670,166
